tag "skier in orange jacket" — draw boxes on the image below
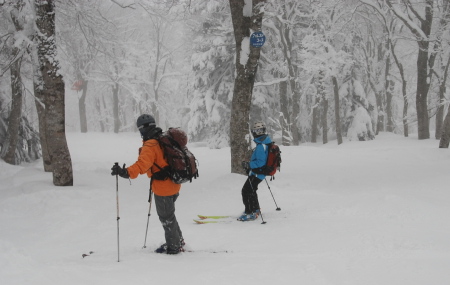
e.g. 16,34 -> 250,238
111,114 -> 184,254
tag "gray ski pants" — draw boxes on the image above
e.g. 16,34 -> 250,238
154,193 -> 183,249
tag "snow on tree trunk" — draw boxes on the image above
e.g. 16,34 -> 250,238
35,0 -> 73,186
229,0 -> 265,175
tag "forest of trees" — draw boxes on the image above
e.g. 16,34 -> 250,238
1,0 -> 450,182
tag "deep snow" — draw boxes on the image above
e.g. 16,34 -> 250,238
1,132 -> 450,285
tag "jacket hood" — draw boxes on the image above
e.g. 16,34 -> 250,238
142,127 -> 162,141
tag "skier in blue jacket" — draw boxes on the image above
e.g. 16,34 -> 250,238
238,122 -> 272,221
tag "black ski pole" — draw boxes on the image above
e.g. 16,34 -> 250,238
265,178 -> 281,211
259,210 -> 267,224
248,177 -> 267,224
142,186 -> 153,249
115,162 -> 120,262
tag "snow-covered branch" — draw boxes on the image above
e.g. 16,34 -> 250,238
254,76 -> 289,87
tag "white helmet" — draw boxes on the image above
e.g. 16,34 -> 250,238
252,121 -> 266,137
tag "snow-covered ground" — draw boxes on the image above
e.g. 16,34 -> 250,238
1,132 -> 450,285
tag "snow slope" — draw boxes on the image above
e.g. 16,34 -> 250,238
1,132 -> 450,285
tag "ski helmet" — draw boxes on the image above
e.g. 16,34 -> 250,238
251,121 -> 266,137
137,114 -> 155,129
136,114 -> 156,137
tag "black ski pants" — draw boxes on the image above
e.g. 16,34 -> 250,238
241,175 -> 262,214
154,193 -> 183,250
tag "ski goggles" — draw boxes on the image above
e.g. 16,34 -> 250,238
138,123 -> 155,130
252,128 -> 265,135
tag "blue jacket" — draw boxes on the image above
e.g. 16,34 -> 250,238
249,134 -> 272,180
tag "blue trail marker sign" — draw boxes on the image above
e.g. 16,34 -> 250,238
250,31 -> 266,48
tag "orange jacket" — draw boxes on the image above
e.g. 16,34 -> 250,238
127,139 -> 181,197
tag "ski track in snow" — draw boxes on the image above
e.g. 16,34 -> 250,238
1,132 -> 450,285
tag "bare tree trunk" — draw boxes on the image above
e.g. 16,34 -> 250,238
435,55 -> 450,140
390,39 -> 409,137
291,87 -> 301,145
439,109 -> 450,148
2,2 -> 25,165
435,83 -> 445,139
332,76 -> 343,145
437,56 -> 450,142
311,97 -> 319,143
385,50 -> 394,132
35,0 -> 73,186
279,80 -> 290,146
375,43 -> 385,134
386,0 -> 433,139
229,0 -> 265,175
374,91 -> 384,134
96,97 -> 105,132
79,80 -> 88,133
402,80 -> 409,137
322,97 -> 328,144
386,78 -> 395,132
113,83 -> 119,133
35,89 -> 52,171
416,42 -> 431,139
435,0 -> 450,139
415,3 -> 433,140
2,57 -> 23,165
152,24 -> 162,124
318,71 -> 328,144
30,39 -> 52,172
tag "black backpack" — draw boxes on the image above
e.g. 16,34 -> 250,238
153,128 -> 199,184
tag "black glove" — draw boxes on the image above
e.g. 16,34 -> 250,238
111,163 -> 130,179
241,161 -> 250,174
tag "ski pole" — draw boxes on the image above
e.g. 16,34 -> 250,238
259,210 -> 267,224
265,178 -> 281,211
115,162 -> 120,262
142,187 -> 153,249
248,177 -> 267,224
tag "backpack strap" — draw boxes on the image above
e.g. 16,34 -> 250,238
142,138 -> 170,181
151,163 -> 170,181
